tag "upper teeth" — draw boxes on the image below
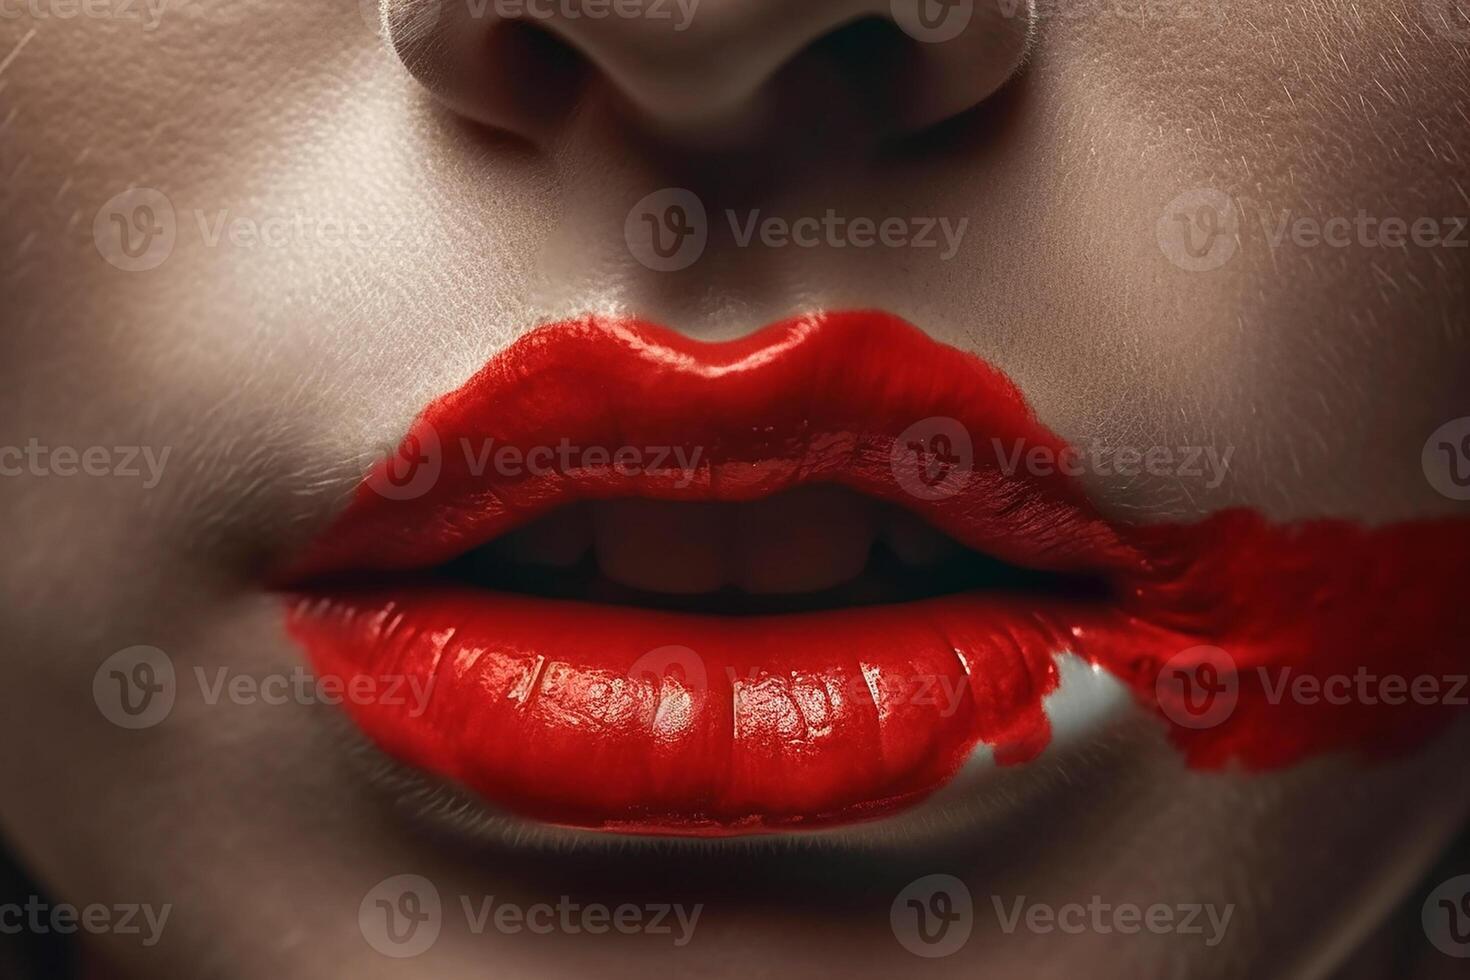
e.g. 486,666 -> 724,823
483,485 -> 958,595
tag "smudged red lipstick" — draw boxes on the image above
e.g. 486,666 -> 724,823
279,311 -> 1470,836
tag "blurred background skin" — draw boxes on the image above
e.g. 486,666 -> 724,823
0,0 -> 1468,977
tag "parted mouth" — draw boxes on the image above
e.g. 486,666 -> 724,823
277,311 -> 1470,838
391,484 -> 1112,616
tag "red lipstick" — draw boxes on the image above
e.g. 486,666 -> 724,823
281,312 -> 1470,836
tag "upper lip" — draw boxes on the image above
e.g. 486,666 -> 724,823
284,309 -> 1144,584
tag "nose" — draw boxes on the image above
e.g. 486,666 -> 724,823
381,0 -> 1034,144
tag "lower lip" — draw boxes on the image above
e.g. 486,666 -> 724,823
286,587 -> 1087,835
282,315 -> 1470,836
287,522 -> 1470,839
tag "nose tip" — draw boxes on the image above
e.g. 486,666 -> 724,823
382,0 -> 1035,146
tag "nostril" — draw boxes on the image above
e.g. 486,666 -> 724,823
381,0 -> 1034,149
490,21 -> 593,125
792,17 -> 920,135
385,4 -> 592,139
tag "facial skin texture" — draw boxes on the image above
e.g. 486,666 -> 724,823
1,0 -> 1468,977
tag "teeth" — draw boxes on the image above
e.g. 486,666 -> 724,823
728,485 -> 877,594
489,490 -> 947,596
592,498 -> 728,594
487,503 -> 592,568
879,508 -> 960,568
590,486 -> 880,595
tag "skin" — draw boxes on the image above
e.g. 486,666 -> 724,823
1,0 -> 1469,976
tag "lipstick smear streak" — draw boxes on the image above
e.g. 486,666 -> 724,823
283,312 -> 1470,835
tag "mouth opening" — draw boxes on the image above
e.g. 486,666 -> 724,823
433,484 -> 1113,616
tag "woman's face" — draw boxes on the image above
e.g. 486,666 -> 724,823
3,1 -> 1469,977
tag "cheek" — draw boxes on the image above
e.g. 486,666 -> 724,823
906,2 -> 1470,521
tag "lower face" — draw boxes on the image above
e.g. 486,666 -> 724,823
2,2 -> 1470,979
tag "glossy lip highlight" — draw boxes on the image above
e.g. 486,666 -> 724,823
280,311 -> 1470,836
